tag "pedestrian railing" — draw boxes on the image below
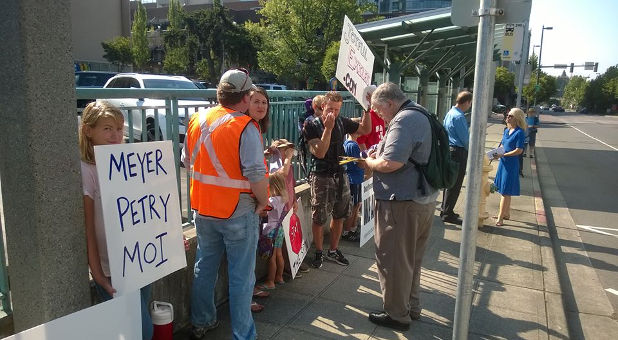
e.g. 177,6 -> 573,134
75,88 -> 363,227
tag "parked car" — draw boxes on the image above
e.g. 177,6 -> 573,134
102,73 -> 213,141
492,104 -> 507,113
256,83 -> 288,90
75,71 -> 117,112
579,107 -> 589,114
551,106 -> 565,112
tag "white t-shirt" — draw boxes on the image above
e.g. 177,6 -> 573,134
81,161 -> 111,277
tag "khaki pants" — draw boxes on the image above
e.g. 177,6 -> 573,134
374,199 -> 435,323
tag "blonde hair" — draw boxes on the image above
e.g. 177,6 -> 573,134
269,172 -> 288,205
312,95 -> 325,112
79,102 -> 124,164
508,108 -> 527,130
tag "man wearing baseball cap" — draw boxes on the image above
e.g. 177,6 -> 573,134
183,68 -> 267,340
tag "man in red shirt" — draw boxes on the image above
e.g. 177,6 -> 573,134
357,85 -> 385,151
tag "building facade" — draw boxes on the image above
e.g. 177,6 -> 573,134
377,0 -> 451,16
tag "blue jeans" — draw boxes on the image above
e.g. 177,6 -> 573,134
191,212 -> 259,340
95,282 -> 153,340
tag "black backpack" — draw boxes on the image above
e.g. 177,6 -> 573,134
404,102 -> 459,194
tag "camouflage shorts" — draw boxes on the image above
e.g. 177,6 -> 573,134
310,173 -> 351,226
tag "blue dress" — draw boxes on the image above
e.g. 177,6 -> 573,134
494,127 -> 525,196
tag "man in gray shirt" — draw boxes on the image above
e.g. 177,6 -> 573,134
364,82 -> 437,331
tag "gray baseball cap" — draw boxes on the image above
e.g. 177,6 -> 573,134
218,68 -> 255,93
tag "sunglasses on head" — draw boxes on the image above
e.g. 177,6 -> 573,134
235,67 -> 249,91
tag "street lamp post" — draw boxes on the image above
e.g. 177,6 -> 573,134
534,25 -> 553,107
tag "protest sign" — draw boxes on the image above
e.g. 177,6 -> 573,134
283,198 -> 309,279
5,290 -> 141,340
336,15 -> 375,110
94,141 -> 186,295
359,177 -> 375,247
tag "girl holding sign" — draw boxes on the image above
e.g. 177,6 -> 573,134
79,102 -> 153,340
257,172 -> 288,290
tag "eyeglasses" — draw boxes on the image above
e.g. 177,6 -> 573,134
506,115 -> 514,118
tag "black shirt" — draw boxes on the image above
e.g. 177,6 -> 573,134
303,115 -> 359,175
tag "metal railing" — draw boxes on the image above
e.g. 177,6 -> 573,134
76,88 -> 363,226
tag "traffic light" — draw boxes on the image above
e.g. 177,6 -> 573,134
570,63 -> 574,73
593,62 -> 598,72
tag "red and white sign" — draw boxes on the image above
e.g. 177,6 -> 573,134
283,198 -> 308,279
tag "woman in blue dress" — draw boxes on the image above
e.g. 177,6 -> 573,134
493,108 -> 527,226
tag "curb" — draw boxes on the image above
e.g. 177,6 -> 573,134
529,156 -> 569,339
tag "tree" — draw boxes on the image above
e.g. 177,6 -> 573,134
529,52 -> 538,72
523,72 -> 556,104
493,66 -> 515,105
163,46 -> 189,74
184,1 -> 258,83
101,36 -> 132,71
168,0 -> 183,29
584,65 -> 618,112
561,76 -> 588,109
321,41 -> 340,82
246,0 -> 375,87
131,1 -> 150,71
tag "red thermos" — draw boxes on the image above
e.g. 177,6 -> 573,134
151,301 -> 174,340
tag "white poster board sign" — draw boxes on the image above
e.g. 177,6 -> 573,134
336,15 -> 375,110
283,198 -> 309,279
5,290 -> 141,340
500,23 -> 524,62
94,141 -> 187,295
359,177 -> 375,247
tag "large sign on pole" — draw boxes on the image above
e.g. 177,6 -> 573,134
359,178 -> 375,247
283,198 -> 309,279
336,15 -> 375,110
500,23 -> 524,62
94,141 -> 187,295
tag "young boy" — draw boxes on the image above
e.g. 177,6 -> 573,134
342,132 -> 365,241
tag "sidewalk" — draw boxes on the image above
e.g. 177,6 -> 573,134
178,115 -> 571,339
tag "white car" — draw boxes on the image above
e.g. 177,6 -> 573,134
102,73 -> 214,141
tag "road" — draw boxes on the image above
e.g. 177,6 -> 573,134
537,110 -> 618,313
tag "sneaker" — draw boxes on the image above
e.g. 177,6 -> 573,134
341,230 -> 360,241
191,321 -> 220,339
311,251 -> 323,268
325,249 -> 350,266
298,263 -> 310,273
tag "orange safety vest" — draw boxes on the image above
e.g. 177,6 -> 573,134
185,105 -> 264,218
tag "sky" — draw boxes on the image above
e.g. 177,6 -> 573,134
528,0 -> 618,79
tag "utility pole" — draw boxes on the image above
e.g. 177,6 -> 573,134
453,0 -> 497,336
516,21 -> 530,108
533,25 -> 553,107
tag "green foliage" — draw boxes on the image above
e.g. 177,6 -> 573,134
583,65 -> 618,112
131,1 -> 150,71
321,41 -> 340,82
101,36 -> 132,70
168,0 -> 184,29
196,59 -> 212,81
245,0 -> 375,88
184,0 -> 258,82
561,76 -> 588,109
493,67 -> 515,104
529,53 -> 538,72
163,46 -> 189,74
523,72 -> 556,104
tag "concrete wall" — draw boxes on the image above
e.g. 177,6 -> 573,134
151,183 -> 313,331
71,0 -> 130,62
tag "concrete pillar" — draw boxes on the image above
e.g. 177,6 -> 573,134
387,62 -> 402,85
0,0 -> 91,332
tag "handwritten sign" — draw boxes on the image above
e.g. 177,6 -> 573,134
336,15 -> 375,110
94,141 -> 186,295
283,198 -> 309,279
359,177 -> 375,247
5,290 -> 141,340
